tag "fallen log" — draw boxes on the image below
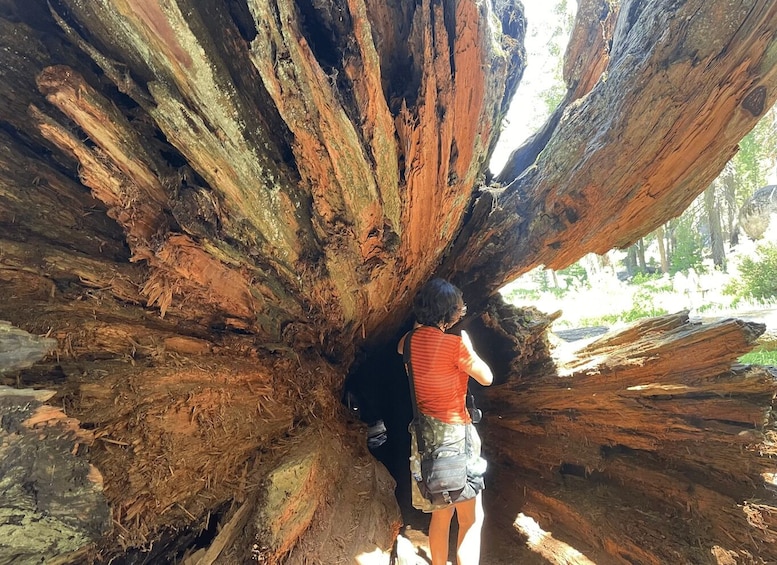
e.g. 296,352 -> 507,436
480,307 -> 777,563
0,266 -> 402,563
179,424 -> 400,565
44,350 -> 400,563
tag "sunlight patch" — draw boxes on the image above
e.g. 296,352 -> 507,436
626,383 -> 690,392
514,513 -> 596,565
355,547 -> 388,564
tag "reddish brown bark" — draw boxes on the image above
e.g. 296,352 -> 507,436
481,308 -> 777,563
1,0 -> 777,563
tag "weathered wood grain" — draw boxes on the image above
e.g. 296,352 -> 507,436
482,307 -> 777,562
1,1 -> 776,563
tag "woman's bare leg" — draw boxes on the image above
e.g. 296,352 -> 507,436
454,493 -> 484,565
429,506 -> 455,565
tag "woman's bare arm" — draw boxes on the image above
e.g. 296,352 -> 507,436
460,330 -> 493,386
397,333 -> 406,355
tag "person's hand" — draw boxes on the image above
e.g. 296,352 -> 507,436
460,329 -> 473,349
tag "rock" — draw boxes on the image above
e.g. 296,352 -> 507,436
739,185 -> 777,240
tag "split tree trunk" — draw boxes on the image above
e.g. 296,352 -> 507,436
478,306 -> 777,563
1,0 -> 777,563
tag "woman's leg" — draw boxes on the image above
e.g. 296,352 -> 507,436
429,506 -> 455,565
454,493 -> 484,565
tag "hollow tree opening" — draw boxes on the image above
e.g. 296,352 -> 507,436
339,301 -> 557,539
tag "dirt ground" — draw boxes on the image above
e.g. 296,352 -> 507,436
394,467 -> 565,565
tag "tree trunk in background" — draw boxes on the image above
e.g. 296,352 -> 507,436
705,182 -> 727,270
2,0 -> 777,563
723,168 -> 741,246
636,238 -> 647,272
666,220 -> 676,264
656,225 -> 670,274
624,245 -> 638,276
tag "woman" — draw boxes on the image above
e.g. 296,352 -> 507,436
398,278 -> 493,565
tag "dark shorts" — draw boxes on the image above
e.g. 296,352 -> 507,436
409,413 -> 486,512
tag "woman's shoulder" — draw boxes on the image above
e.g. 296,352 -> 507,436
414,326 -> 461,348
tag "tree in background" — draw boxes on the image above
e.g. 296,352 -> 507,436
666,105 -> 777,272
704,182 -> 727,269
569,104 -> 777,281
721,166 -> 740,245
518,7 -> 777,285
725,242 -> 777,303
537,0 -> 574,112
730,105 -> 777,198
655,225 -> 670,274
665,209 -> 704,275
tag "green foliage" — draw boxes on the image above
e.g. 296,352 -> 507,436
739,348 -> 777,366
669,216 -> 705,274
734,132 -> 767,196
579,313 -> 620,326
503,286 -> 541,302
577,299 -> 670,327
725,243 -> 777,301
535,0 -> 573,116
577,283 -> 668,327
544,286 -> 567,298
629,273 -> 674,294
645,279 -> 674,294
696,302 -> 725,314
539,84 -> 566,113
620,287 -> 669,322
730,111 -> 777,204
630,271 -> 661,285
557,263 -> 589,288
531,268 -> 552,292
558,263 -> 587,279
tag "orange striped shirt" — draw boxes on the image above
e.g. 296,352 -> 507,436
405,326 -> 476,424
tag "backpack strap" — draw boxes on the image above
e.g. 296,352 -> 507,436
403,329 -> 426,454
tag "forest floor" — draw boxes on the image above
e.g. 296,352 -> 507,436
394,463 -> 612,565
395,480 -> 549,565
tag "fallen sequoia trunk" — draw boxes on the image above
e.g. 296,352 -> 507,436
5,306 -> 775,564
0,386 -> 109,564
3,0 -> 777,563
476,305 -> 777,564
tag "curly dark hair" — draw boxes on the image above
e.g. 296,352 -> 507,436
413,278 -> 464,327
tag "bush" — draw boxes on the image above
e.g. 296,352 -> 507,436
630,272 -> 673,293
558,263 -> 589,287
577,286 -> 668,327
620,287 -> 669,322
725,243 -> 777,302
579,313 -> 620,326
696,302 -> 725,314
670,219 -> 705,275
630,271 -> 662,285
503,287 -> 541,302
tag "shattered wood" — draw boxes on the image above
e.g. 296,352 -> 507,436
2,0 -> 777,563
481,307 -> 777,562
